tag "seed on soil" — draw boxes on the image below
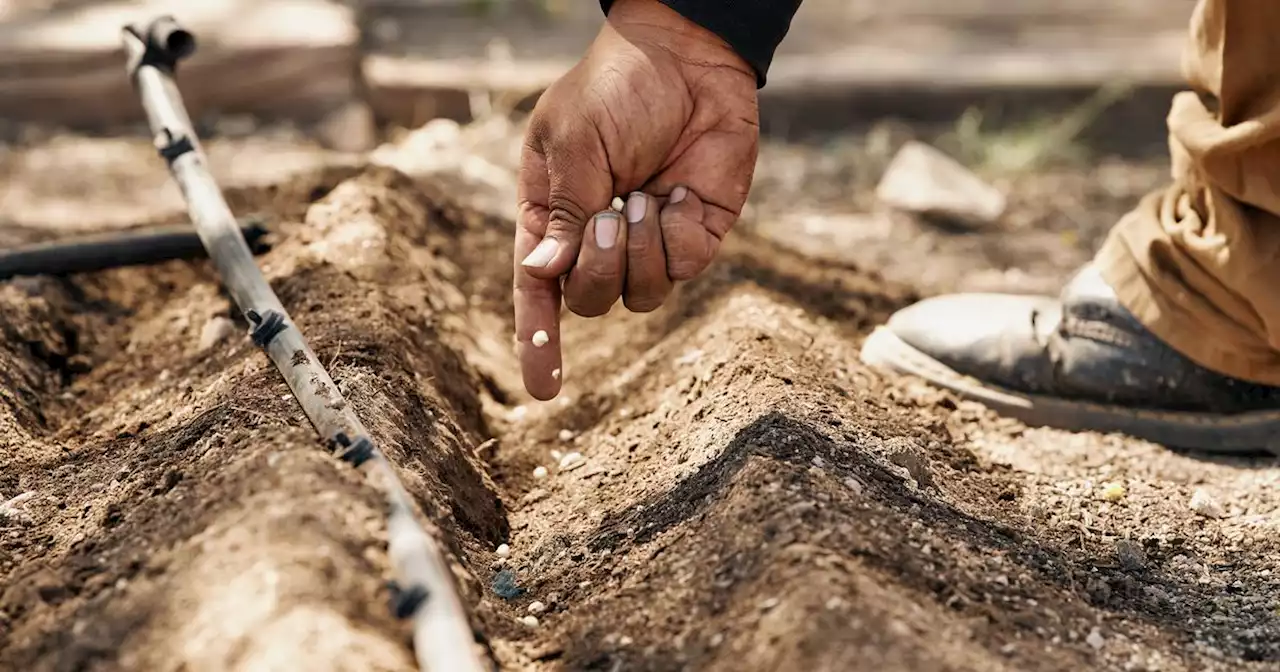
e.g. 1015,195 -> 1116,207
532,466 -> 549,479
520,615 -> 539,628
759,597 -> 780,611
1190,489 -> 1224,519
558,429 -> 575,442
550,449 -> 563,461
1099,482 -> 1126,502
496,543 -> 511,558
528,600 -> 546,614
559,452 -> 586,471
531,330 -> 549,347
1086,627 -> 1105,650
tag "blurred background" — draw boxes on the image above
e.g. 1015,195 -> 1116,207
0,0 -> 1198,295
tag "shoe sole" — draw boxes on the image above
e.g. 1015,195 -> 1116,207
859,327 -> 1280,455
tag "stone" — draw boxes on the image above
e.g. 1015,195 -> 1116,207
876,141 -> 1006,225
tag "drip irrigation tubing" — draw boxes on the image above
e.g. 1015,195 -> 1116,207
122,16 -> 487,672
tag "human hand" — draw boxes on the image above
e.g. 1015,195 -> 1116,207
514,0 -> 760,400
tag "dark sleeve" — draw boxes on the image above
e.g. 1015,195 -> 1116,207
599,0 -> 802,88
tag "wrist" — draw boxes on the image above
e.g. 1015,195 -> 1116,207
604,0 -> 754,79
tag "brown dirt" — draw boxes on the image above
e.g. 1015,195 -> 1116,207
2,131 -> 1279,672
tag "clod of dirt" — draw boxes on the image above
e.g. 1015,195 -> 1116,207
1190,489 -> 1224,519
888,443 -> 934,489
532,330 -> 549,347
1116,539 -> 1148,572
197,316 -> 236,351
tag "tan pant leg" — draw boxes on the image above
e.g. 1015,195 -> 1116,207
1095,0 -> 1280,385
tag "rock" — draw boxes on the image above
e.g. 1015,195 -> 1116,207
491,569 -> 523,600
316,101 -> 377,153
876,141 -> 1006,226
1189,489 -> 1224,519
199,316 -> 236,351
1086,627 -> 1105,650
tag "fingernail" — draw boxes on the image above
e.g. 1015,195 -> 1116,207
670,186 -> 688,204
625,192 -> 647,224
595,212 -> 621,249
521,237 -> 559,268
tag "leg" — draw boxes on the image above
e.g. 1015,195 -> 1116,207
861,0 -> 1280,453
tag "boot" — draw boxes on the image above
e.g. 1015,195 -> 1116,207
860,265 -> 1280,453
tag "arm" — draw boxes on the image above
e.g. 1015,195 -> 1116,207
599,0 -> 803,85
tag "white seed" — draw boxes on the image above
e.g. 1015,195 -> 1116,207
496,543 -> 511,558
520,615 -> 539,628
533,466 -> 549,479
528,601 -> 546,614
551,368 -> 562,381
531,330 -> 550,348
559,452 -> 586,471
558,429 -> 575,442
550,450 -> 564,461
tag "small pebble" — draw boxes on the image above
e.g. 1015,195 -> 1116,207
759,597 -> 780,611
1190,489 -> 1224,518
528,600 -> 546,614
1086,627 -> 1105,650
198,316 -> 236,350
559,452 -> 586,471
496,543 -> 511,558
520,615 -> 539,628
1099,482 -> 1126,502
531,330 -> 550,348
532,466 -> 549,479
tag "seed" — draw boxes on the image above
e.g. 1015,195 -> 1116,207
521,615 -> 539,628
496,544 -> 511,558
551,368 -> 562,381
528,601 -> 546,614
531,330 -> 549,348
533,466 -> 549,479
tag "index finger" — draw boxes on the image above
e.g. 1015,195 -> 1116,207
516,139 -> 564,401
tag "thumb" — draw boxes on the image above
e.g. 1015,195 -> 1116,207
519,121 -> 614,280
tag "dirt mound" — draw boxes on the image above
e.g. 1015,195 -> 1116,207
1,161 -> 1278,672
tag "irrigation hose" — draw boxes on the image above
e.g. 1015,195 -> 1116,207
121,17 -> 486,672
0,220 -> 268,281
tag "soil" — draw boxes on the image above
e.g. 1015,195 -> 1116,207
2,121 -> 1280,672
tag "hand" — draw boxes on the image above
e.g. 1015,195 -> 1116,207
514,0 -> 760,400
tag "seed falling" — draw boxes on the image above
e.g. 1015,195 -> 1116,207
496,543 -> 511,558
532,330 -> 549,348
533,466 -> 549,479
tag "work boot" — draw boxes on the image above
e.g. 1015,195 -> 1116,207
859,265 -> 1280,453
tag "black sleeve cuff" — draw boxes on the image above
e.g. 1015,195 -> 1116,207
600,0 -> 801,88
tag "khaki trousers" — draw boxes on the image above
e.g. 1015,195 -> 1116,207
1097,0 -> 1280,385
